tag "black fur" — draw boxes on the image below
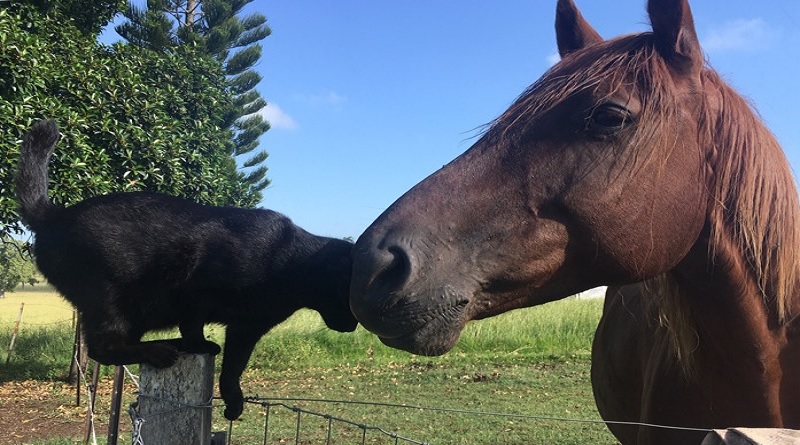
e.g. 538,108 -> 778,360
15,120 -> 358,420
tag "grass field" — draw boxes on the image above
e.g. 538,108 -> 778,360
0,285 -> 618,444
0,284 -> 74,326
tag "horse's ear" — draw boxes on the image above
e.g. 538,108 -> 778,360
556,0 -> 603,58
647,0 -> 703,73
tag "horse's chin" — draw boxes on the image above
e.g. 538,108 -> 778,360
377,318 -> 465,356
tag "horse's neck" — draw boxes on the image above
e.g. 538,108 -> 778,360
667,227 -> 800,426
671,229 -> 787,362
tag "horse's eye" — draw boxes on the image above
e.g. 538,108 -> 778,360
586,104 -> 632,135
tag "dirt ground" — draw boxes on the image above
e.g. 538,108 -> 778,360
0,379 -> 133,445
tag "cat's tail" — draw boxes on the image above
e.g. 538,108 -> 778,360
16,119 -> 60,231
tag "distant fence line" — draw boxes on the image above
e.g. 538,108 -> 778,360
0,301 -> 75,327
0,317 -> 73,327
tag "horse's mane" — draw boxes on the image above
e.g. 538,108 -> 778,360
655,65 -> 800,374
701,67 -> 800,323
491,32 -> 800,374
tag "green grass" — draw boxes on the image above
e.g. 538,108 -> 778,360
217,355 -> 614,445
2,286 -> 616,444
0,285 -> 76,381
215,299 -> 612,444
0,284 -> 74,325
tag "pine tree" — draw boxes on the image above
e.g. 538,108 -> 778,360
117,0 -> 272,195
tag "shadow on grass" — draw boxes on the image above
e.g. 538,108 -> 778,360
0,359 -> 70,383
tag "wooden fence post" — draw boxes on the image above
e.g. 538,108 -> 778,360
107,366 -> 126,445
137,353 -> 215,445
68,312 -> 87,386
5,303 -> 24,365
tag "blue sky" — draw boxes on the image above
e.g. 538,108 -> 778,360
106,1 -> 800,239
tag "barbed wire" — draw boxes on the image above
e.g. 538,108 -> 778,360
243,395 -> 714,434
129,410 -> 145,445
122,387 -> 713,445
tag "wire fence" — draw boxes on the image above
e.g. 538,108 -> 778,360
233,398 -> 430,445
65,353 -> 432,445
6,350 -> 720,445
227,397 -> 714,445
122,382 -> 714,445
124,388 -> 434,444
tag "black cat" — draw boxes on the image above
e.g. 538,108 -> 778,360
16,120 -> 358,420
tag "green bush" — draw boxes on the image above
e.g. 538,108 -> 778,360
0,3 -> 260,240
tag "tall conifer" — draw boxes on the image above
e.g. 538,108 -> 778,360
117,0 -> 272,193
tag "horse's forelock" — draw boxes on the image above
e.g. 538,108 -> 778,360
490,34 -> 682,167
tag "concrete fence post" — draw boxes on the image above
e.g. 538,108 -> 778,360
138,353 -> 215,445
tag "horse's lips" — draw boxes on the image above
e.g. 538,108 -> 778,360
372,299 -> 470,356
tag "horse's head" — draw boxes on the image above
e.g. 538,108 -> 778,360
351,0 -> 713,355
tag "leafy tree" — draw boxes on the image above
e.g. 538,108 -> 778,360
0,238 -> 37,293
117,0 -> 272,193
0,2 -> 261,240
28,0 -> 124,35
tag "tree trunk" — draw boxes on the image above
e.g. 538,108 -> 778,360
186,0 -> 197,26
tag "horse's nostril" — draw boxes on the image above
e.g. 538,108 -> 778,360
351,235 -> 417,322
375,246 -> 413,293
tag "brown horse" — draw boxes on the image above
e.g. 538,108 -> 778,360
349,0 -> 800,443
